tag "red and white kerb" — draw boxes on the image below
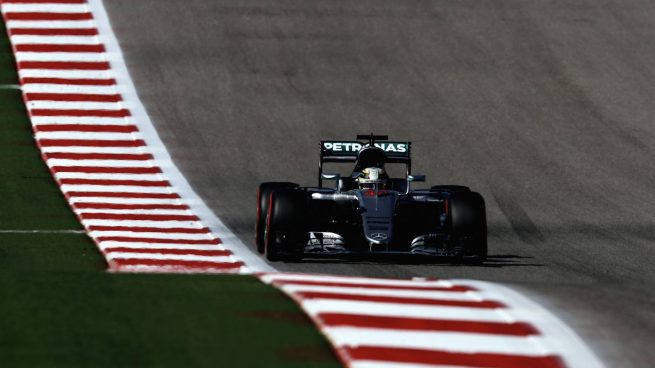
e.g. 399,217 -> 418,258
1,0 -> 244,273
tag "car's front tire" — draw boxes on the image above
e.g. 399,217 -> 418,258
264,188 -> 307,262
449,191 -> 487,264
256,182 -> 298,253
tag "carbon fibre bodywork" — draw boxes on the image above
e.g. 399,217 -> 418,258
257,135 -> 487,262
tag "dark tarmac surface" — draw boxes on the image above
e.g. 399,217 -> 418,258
103,1 -> 655,366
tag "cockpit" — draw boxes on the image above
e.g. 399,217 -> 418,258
352,147 -> 390,190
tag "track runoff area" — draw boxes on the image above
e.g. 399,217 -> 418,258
0,0 -> 603,367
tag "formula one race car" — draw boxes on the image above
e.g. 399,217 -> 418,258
256,134 -> 487,263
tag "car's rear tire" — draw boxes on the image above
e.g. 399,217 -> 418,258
264,188 -> 307,262
256,182 -> 298,253
450,191 -> 487,264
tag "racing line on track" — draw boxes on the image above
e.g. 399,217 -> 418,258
0,1 -> 604,367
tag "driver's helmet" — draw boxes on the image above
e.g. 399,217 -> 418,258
357,167 -> 387,189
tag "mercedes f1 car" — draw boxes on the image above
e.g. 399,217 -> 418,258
256,134 -> 487,263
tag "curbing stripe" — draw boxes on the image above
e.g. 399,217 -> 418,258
36,132 -> 139,140
65,191 -> 180,199
300,299 -> 509,322
52,166 -> 161,174
89,230 -> 213,240
326,327 -> 548,355
78,208 -> 188,215
2,4 -> 88,12
65,186 -> 178,193
274,285 -> 481,302
95,236 -> 219,245
15,43 -> 103,51
27,92 -> 120,101
30,107 -> 129,116
9,21 -> 95,29
5,12 -> 93,21
80,220 -> 200,228
344,346 -> 565,368
47,159 -> 158,168
10,28 -> 97,35
2,0 -> 87,4
88,226 -> 206,233
97,242 -> 222,251
79,213 -> 195,221
69,197 -> 181,205
24,83 -> 118,92
77,203 -> 187,210
270,278 -> 473,292
45,152 -> 152,160
104,247 -> 232,257
316,313 -> 539,336
18,60 -> 109,69
39,139 -> 145,147
22,76 -> 114,85
42,147 -> 146,153
3,0 -> 87,4
108,258 -> 243,270
12,35 -> 100,43
21,70 -> 111,78
16,51 -> 105,61
55,173 -> 164,181
61,178 -> 168,186
28,100 -> 123,109
37,124 -> 136,132
105,252 -> 231,262
38,129 -> 138,138
78,207 -> 189,215
293,291 -> 505,309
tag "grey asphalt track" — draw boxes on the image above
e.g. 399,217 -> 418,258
103,1 -> 655,366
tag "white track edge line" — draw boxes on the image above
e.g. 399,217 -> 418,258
87,0 -> 274,273
453,279 -> 605,368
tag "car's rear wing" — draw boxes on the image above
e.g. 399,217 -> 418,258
320,140 -> 411,162
318,135 -> 412,187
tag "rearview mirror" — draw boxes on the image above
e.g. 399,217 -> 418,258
321,173 -> 341,180
407,174 -> 426,182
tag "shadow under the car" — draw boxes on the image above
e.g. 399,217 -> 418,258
477,254 -> 544,268
282,253 -> 544,267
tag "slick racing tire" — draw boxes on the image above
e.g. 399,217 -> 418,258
256,182 -> 298,253
264,188 -> 307,262
450,191 -> 487,264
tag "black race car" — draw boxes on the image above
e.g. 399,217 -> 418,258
256,134 -> 487,263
